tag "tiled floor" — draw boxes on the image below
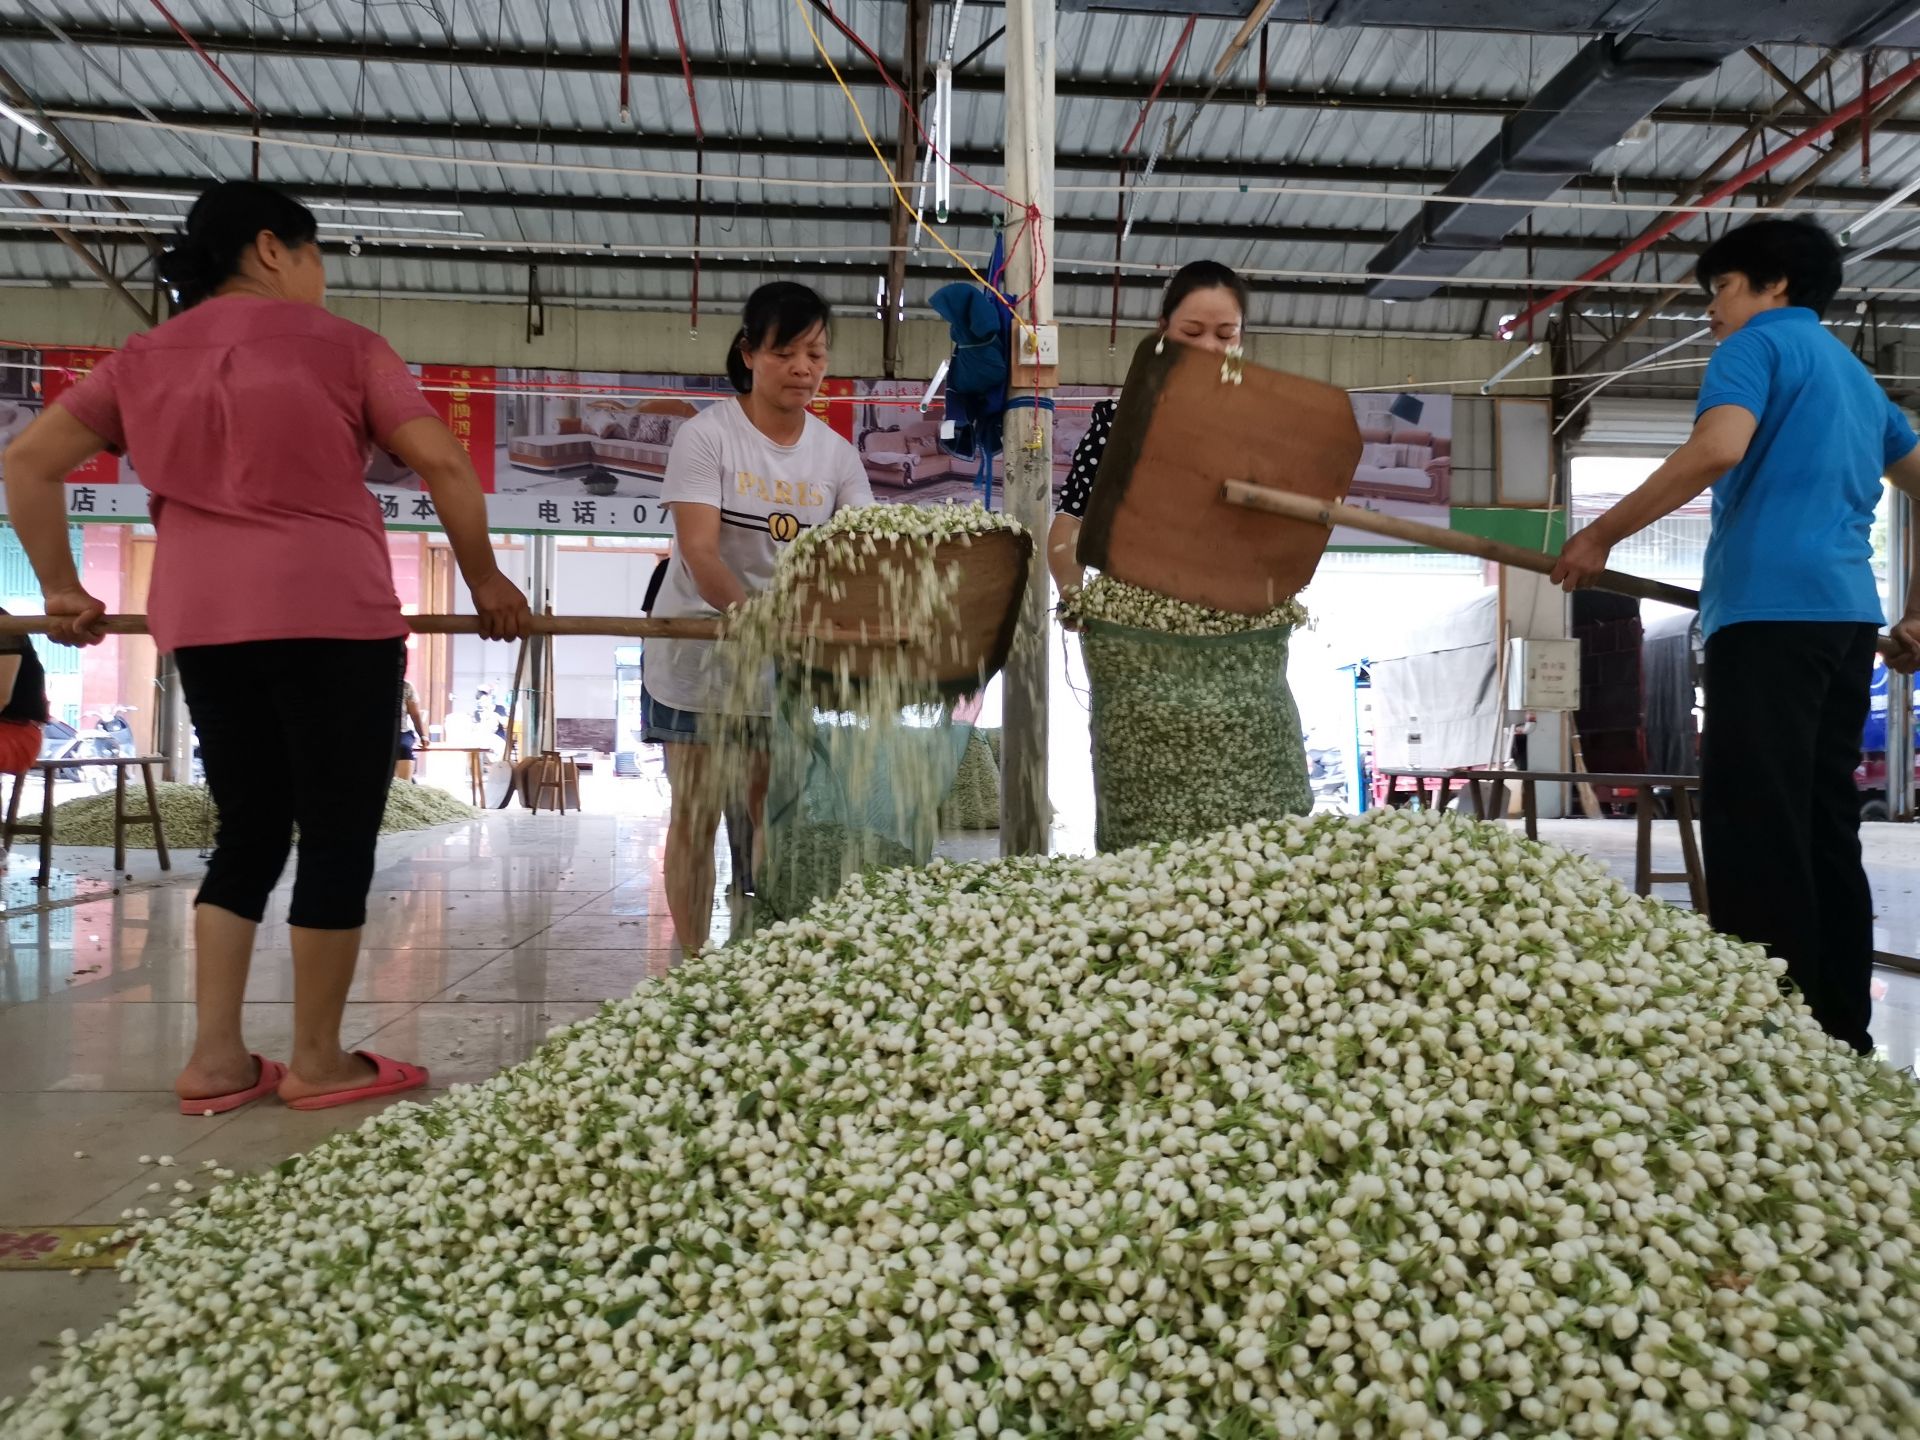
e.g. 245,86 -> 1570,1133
4,799 -> 1920,1402
0,806 -> 686,1400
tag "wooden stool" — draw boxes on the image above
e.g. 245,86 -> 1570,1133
3,756 -> 172,886
527,752 -> 577,815
1512,769 -> 1707,915
1376,767 -> 1476,814
1377,766 -> 1709,917
3,768 -> 34,866
423,746 -> 492,806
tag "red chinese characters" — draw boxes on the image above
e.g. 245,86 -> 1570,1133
810,378 -> 856,445
421,364 -> 497,492
38,349 -> 121,486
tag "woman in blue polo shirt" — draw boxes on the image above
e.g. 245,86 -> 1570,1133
1555,217 -> 1920,1055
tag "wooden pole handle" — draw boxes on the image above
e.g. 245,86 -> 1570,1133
1222,482 -> 1704,611
1225,482 -> 1904,660
0,615 -> 913,645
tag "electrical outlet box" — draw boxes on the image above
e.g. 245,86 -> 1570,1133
1017,324 -> 1060,367
1507,637 -> 1581,711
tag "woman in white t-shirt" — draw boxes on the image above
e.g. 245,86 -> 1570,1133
644,282 -> 873,950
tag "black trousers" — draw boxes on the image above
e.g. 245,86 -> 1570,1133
1701,621 -> 1879,1053
177,638 -> 404,931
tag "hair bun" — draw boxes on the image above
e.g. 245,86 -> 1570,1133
157,236 -> 222,305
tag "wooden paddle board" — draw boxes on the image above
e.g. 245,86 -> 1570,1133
1076,335 -> 1363,614
789,527 -> 1032,698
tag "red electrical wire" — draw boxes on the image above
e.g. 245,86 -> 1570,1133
1112,18 -> 1196,346
802,0 -> 1043,344
810,0 -> 1017,210
663,0 -> 704,333
4,353 -> 1114,412
1109,159 -> 1128,348
148,1 -> 259,115
1121,17 -> 1195,157
1862,52 -> 1875,181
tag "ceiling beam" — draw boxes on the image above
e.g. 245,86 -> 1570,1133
3,22 -> 1913,135
1745,47 -> 1828,116
44,169 -> 1920,267
1768,71 -> 1920,206
0,171 -> 154,325
1575,46 -> 1844,374
0,60 -> 163,260
28,105 -> 1898,207
8,227 -> 1912,316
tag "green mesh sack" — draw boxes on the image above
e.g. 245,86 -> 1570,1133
938,729 -> 1001,830
1082,618 -> 1311,852
755,680 -> 973,923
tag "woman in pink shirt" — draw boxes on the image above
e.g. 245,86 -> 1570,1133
2,181 -> 530,1114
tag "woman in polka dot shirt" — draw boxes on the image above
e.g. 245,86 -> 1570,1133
1048,261 -> 1251,594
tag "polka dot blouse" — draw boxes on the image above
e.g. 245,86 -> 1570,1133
1057,398 -> 1117,521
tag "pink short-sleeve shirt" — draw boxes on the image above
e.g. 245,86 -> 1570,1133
54,295 -> 436,653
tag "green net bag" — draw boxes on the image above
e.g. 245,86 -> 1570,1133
754,679 -> 973,923
1082,618 -> 1312,851
938,729 -> 1001,830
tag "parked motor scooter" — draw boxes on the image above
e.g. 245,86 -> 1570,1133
36,707 -> 138,793
94,705 -> 137,759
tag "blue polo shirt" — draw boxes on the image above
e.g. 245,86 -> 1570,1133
1695,306 -> 1916,639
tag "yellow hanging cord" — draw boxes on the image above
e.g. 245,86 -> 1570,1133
789,0 -> 1038,340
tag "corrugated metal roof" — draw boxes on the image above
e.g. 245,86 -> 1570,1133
0,3 -> 1911,339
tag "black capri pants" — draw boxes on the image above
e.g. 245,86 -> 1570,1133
177,638 -> 404,930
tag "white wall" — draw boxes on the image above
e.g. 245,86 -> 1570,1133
553,546 -> 665,721
443,539 -> 532,738
431,540 -> 663,730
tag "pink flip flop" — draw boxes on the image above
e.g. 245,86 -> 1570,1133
178,1055 -> 287,1117
282,1051 -> 430,1112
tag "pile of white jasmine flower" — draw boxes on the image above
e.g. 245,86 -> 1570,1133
1059,575 -> 1309,637
728,498 -> 1028,699
7,810 -> 1919,1440
773,498 -> 1026,580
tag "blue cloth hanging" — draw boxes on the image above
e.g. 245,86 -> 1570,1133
929,229 -> 1018,464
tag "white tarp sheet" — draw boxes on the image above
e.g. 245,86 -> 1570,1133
1368,589 -> 1501,772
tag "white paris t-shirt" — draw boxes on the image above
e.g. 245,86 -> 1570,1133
646,397 -> 873,715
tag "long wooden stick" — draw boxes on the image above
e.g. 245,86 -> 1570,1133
1223,482 -> 1703,611
0,614 -> 914,644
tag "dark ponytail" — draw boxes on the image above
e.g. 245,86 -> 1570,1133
157,180 -> 320,310
727,281 -> 834,394
1159,260 -> 1249,326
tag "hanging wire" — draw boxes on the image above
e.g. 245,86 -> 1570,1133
38,109 -> 1920,220
788,0 -> 1042,335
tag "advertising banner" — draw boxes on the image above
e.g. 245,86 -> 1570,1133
1334,390 -> 1454,547
0,346 -> 1457,544
421,364 -> 497,492
33,350 -> 120,487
